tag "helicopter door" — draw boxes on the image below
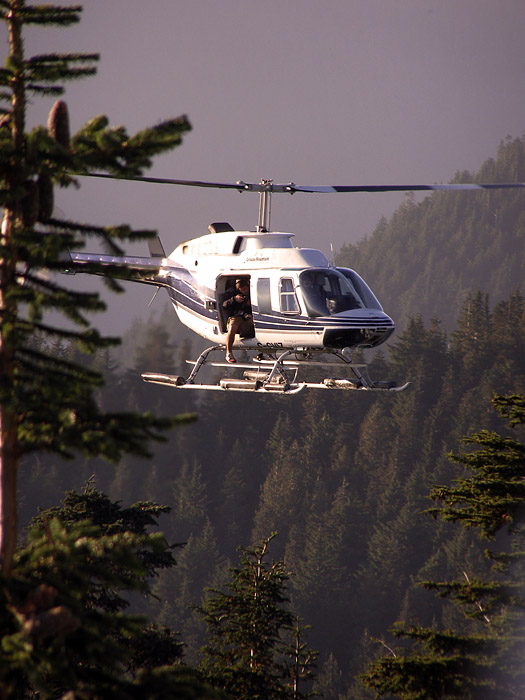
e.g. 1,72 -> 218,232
216,275 -> 253,334
216,276 -> 236,333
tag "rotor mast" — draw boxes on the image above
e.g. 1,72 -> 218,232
257,179 -> 273,232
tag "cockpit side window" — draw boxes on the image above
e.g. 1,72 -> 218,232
279,278 -> 300,314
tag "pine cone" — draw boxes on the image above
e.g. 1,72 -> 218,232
47,100 -> 70,148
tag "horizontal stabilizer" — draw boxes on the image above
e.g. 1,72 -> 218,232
69,252 -> 161,268
64,251 -> 174,287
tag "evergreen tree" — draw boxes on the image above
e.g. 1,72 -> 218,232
281,616 -> 319,699
450,291 -> 493,381
251,411 -> 312,558
252,438 -> 306,555
312,651 -> 345,700
158,517 -> 225,665
197,533 -> 316,700
491,291 -> 525,371
29,480 -> 178,614
0,1 -> 192,573
170,458 -> 209,541
292,481 -> 359,659
219,445 -> 251,554
361,394 -> 525,699
0,491 -> 217,697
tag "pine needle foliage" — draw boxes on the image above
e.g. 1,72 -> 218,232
197,533 -> 317,700
361,394 -> 525,699
0,1 -> 193,574
0,484 -> 219,698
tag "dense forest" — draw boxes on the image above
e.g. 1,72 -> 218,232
17,137 -> 524,697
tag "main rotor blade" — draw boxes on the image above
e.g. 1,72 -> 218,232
289,182 -> 525,193
76,172 -> 525,194
78,172 -> 247,190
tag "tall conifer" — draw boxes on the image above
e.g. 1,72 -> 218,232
0,1 -> 192,573
0,483 -> 224,697
361,394 -> 525,699
197,534 -> 317,699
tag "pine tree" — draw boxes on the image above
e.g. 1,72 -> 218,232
219,446 -> 251,554
491,290 -> 525,370
158,517 -> 225,665
0,486 -> 219,698
361,394 -> 525,699
197,533 -> 316,700
29,479 -> 178,613
312,651 -> 345,700
451,291 -> 493,380
251,438 -> 306,554
0,1 -> 192,574
292,482 -> 357,658
170,458 -> 209,541
281,616 -> 319,699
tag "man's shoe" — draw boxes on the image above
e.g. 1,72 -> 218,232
226,353 -> 236,363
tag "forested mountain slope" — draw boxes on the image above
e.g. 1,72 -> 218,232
336,135 -> 525,333
17,135 -> 525,699
18,289 -> 525,698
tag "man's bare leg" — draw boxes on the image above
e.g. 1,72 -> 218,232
226,317 -> 243,359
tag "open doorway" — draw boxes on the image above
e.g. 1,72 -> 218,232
216,275 -> 254,339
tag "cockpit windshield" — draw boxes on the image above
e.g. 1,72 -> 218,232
337,268 -> 383,311
299,269 -> 364,317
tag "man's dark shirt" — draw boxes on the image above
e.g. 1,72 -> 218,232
223,290 -> 252,318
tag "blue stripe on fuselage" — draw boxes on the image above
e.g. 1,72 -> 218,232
164,274 -> 394,332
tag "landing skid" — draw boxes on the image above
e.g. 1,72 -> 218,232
141,346 -> 410,394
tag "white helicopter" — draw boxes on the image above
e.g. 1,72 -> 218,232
68,176 -> 525,394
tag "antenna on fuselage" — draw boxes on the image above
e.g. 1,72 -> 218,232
257,179 -> 273,232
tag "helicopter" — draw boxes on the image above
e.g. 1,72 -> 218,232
67,175 -> 525,394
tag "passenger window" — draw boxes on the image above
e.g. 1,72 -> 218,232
279,278 -> 300,314
257,278 -> 272,314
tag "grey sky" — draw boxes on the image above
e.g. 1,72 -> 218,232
7,0 -> 525,333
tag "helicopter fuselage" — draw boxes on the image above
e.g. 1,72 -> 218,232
69,225 -> 395,353
157,226 -> 394,352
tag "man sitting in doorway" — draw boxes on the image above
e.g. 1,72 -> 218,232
222,278 -> 253,363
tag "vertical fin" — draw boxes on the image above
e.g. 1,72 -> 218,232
148,236 -> 166,258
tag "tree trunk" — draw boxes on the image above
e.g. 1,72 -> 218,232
0,211 -> 20,577
0,412 -> 19,576
0,3 -> 25,575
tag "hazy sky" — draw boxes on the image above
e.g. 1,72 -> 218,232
6,0 -> 525,333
